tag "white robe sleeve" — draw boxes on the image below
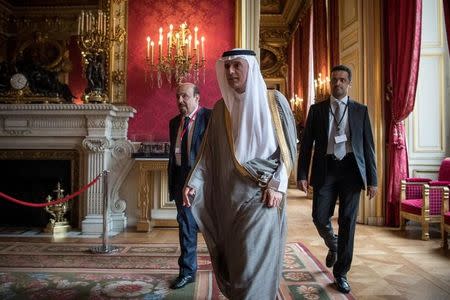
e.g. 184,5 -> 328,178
267,162 -> 288,193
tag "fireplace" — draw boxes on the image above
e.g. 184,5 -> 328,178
0,149 -> 79,227
0,103 -> 136,234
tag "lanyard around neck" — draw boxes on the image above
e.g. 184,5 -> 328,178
179,107 -> 200,141
329,101 -> 348,131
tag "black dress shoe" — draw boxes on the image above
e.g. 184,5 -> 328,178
325,250 -> 337,268
170,275 -> 195,289
334,276 -> 351,294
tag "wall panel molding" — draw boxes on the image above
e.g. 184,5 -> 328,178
340,0 -> 384,224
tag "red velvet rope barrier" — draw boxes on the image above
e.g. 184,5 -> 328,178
0,173 -> 103,208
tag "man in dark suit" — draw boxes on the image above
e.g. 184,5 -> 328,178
168,82 -> 211,289
297,65 -> 377,294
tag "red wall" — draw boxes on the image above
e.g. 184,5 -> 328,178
127,0 -> 235,142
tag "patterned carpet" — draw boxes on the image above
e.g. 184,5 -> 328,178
0,242 -> 353,299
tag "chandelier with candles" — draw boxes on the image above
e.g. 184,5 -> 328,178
290,94 -> 304,125
314,73 -> 330,102
145,23 -> 206,88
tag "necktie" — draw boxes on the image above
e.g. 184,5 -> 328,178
333,101 -> 346,160
181,116 -> 190,168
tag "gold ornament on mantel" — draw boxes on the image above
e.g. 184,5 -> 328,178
77,10 -> 109,103
44,182 -> 71,235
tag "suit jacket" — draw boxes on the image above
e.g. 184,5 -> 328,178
168,107 -> 211,201
297,98 -> 377,189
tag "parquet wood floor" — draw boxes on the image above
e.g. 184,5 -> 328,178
1,189 -> 449,299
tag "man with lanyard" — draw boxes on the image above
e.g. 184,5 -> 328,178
182,49 -> 297,299
168,82 -> 211,289
297,65 -> 377,294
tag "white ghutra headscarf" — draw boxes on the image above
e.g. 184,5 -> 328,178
216,49 -> 278,164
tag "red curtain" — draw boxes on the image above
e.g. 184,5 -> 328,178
313,0 -> 328,78
443,0 -> 450,46
328,0 -> 339,68
288,6 -> 312,125
384,0 -> 422,226
300,7 -> 313,117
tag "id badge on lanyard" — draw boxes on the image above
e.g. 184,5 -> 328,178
334,134 -> 347,144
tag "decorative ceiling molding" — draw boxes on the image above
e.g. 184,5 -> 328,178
260,0 -> 309,95
7,5 -> 98,17
260,28 -> 289,46
261,0 -> 310,31
261,0 -> 286,15
2,0 -> 98,7
0,0 -> 98,18
0,0 -> 12,11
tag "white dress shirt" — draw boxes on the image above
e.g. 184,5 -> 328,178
175,104 -> 199,166
327,95 -> 352,155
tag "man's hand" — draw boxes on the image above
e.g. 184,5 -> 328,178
183,186 -> 196,207
367,186 -> 377,199
263,188 -> 283,208
297,180 -> 308,194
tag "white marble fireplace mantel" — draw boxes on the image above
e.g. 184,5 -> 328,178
0,103 -> 137,234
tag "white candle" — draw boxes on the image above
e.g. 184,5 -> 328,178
201,36 -> 205,60
81,11 -> 84,33
97,11 -> 103,32
89,12 -> 92,31
194,26 -> 198,49
97,11 -> 101,31
146,36 -> 150,59
101,11 -> 105,33
78,16 -> 81,35
167,33 -> 171,50
188,35 -> 192,56
103,14 -> 106,35
151,41 -> 154,65
195,40 -> 199,63
158,40 -> 162,59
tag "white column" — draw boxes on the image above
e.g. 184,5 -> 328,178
81,112 -> 136,234
236,0 -> 260,61
81,137 -> 112,234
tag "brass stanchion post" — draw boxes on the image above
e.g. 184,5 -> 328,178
90,170 -> 119,254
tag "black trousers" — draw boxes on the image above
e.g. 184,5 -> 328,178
173,166 -> 198,277
312,153 -> 363,278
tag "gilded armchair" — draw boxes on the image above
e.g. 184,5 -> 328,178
399,158 -> 450,240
